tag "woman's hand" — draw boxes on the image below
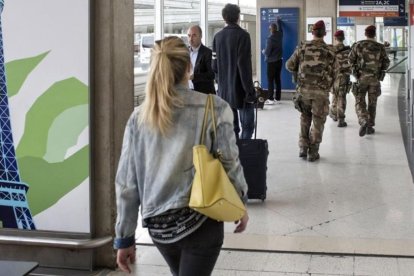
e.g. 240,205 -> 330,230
234,211 -> 249,233
116,245 -> 136,274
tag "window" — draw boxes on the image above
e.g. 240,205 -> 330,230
134,0 -> 155,74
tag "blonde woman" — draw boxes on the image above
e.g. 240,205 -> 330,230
114,36 -> 249,275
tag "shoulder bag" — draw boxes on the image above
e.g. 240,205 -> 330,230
189,95 -> 246,221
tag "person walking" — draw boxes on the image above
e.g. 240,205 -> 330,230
329,30 -> 352,127
212,3 -> 256,139
286,20 -> 335,162
187,25 -> 216,94
114,37 -> 249,276
349,25 -> 390,136
262,17 -> 283,105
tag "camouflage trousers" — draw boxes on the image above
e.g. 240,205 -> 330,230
298,94 -> 329,148
353,81 -> 381,127
330,82 -> 349,120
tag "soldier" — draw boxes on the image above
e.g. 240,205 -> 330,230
286,20 -> 335,162
329,30 -> 352,127
349,25 -> 390,136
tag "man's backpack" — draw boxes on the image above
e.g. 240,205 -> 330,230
357,40 -> 383,75
298,41 -> 334,90
335,45 -> 351,75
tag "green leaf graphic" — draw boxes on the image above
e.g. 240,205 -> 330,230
16,77 -> 88,159
5,51 -> 49,97
44,104 -> 89,163
6,51 -> 90,219
20,146 -> 89,216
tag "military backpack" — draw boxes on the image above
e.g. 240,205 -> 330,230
298,41 -> 334,90
335,45 -> 351,75
355,40 -> 383,75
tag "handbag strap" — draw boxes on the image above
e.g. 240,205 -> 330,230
200,94 -> 217,145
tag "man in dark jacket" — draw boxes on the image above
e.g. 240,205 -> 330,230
212,3 -> 256,139
187,25 -> 216,94
263,17 -> 283,104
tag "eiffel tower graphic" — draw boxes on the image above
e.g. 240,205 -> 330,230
0,0 -> 36,230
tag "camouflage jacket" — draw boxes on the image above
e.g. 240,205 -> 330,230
286,39 -> 335,93
349,39 -> 390,82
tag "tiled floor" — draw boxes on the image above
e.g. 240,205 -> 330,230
107,246 -> 414,275
110,74 -> 414,275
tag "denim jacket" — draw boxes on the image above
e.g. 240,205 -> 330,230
114,85 -> 248,249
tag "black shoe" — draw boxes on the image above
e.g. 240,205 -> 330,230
329,113 -> 337,122
338,120 -> 347,128
359,123 -> 368,137
299,147 -> 308,158
367,127 -> 375,135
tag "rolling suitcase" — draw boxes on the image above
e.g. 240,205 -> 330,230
236,103 -> 269,201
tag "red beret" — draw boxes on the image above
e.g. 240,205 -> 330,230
365,25 -> 376,33
334,30 -> 344,37
312,20 -> 325,30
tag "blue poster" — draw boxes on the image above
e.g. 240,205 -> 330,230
260,7 -> 299,91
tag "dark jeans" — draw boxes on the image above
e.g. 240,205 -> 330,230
267,59 -> 283,101
232,105 -> 255,139
152,218 -> 224,276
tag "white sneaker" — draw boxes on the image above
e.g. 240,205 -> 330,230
264,99 -> 275,105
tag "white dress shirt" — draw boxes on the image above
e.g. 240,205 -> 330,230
188,45 -> 200,90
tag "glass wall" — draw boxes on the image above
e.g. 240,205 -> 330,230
134,0 -> 256,75
134,0 -> 155,74
164,0 -> 200,44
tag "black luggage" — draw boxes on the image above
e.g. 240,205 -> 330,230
236,102 -> 269,201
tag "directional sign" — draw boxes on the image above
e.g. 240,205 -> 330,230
260,8 -> 299,91
339,0 -> 405,17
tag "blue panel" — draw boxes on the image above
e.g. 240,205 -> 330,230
384,16 -> 408,26
337,17 -> 355,26
260,7 -> 299,91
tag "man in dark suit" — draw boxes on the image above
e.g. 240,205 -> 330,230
187,25 -> 215,94
212,4 -> 256,139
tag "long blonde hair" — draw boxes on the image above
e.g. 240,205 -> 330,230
139,36 -> 190,136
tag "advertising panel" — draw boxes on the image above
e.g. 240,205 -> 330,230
306,17 -> 333,45
0,0 -> 90,233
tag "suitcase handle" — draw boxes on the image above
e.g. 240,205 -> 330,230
254,101 -> 258,140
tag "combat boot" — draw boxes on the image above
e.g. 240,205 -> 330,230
367,126 -> 375,135
308,144 -> 320,162
359,121 -> 368,137
337,119 -> 347,128
299,147 -> 308,158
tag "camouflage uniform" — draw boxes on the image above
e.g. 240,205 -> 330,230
329,43 -> 351,126
286,39 -> 335,161
349,39 -> 390,135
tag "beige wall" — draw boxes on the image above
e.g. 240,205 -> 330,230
305,0 -> 337,43
92,0 -> 134,269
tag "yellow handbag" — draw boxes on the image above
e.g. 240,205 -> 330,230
189,95 -> 246,222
